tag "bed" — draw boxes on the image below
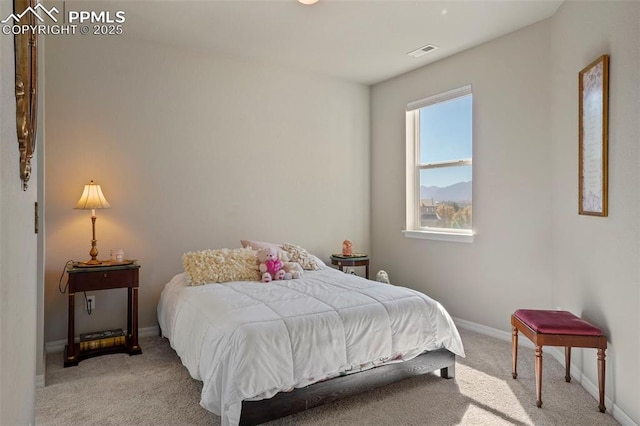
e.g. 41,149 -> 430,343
157,250 -> 465,426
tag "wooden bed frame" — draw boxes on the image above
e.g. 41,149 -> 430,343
239,348 -> 456,425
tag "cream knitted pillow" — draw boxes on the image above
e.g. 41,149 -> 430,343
281,243 -> 320,271
182,247 -> 260,285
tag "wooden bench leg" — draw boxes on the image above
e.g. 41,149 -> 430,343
535,346 -> 543,408
511,326 -> 518,379
598,348 -> 606,413
565,347 -> 571,382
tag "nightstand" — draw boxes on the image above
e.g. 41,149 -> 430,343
330,254 -> 370,279
64,263 -> 142,367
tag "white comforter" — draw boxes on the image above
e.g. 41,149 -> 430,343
157,265 -> 465,426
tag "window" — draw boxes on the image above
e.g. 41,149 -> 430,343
404,85 -> 473,243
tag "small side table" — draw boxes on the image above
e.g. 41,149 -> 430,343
64,263 -> 142,367
330,254 -> 369,279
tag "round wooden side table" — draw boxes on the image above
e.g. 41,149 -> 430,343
330,254 -> 369,279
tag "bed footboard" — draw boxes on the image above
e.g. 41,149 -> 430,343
239,348 -> 455,426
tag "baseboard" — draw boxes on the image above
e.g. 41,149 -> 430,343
35,374 -> 45,389
452,317 -> 638,426
453,317 -> 535,350
138,325 -> 160,338
45,326 -> 160,354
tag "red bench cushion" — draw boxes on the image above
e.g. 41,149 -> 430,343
514,309 -> 603,336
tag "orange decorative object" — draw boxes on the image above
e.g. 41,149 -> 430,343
342,240 -> 353,256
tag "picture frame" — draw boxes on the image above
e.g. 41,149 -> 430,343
578,54 -> 609,216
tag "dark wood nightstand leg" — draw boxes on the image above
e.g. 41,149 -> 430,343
127,287 -> 132,343
130,287 -> 141,354
64,292 -> 77,366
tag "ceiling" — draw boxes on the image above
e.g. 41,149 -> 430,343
117,0 -> 563,85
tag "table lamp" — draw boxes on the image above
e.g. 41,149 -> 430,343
74,180 -> 111,265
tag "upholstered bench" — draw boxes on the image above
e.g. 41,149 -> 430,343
511,309 -> 607,413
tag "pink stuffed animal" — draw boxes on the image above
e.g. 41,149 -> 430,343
256,247 -> 286,283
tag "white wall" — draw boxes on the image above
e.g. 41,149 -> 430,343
44,34 -> 370,342
0,0 -> 38,421
550,1 -> 640,422
371,2 -> 640,424
36,34 -> 47,386
371,20 -> 554,329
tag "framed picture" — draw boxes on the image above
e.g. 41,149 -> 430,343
578,54 -> 609,216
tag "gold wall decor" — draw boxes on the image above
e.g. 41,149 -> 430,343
578,54 -> 609,217
14,0 -> 38,191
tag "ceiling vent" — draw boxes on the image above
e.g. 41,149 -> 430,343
407,44 -> 439,58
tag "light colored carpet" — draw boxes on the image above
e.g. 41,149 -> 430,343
36,328 -> 619,425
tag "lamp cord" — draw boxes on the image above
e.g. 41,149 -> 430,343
58,260 -> 93,315
58,260 -> 74,294
84,292 -> 92,315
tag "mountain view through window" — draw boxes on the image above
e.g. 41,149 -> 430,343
418,92 -> 472,230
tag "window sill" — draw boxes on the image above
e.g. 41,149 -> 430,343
402,229 -> 474,243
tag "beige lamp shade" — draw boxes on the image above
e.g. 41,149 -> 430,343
74,180 -> 111,211
74,180 -> 111,265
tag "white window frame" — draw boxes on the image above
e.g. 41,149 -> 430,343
403,85 -> 474,243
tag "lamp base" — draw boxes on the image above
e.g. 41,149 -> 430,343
78,259 -> 105,266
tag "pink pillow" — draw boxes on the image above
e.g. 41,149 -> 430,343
240,240 -> 282,251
